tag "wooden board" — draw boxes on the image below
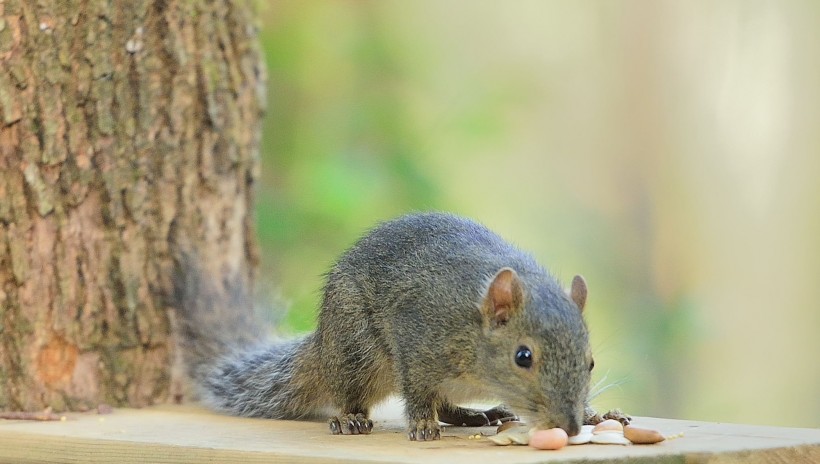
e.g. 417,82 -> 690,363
1,401 -> 818,463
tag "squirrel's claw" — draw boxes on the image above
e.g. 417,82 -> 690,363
328,413 -> 373,435
355,413 -> 374,433
328,417 -> 342,435
407,418 -> 441,441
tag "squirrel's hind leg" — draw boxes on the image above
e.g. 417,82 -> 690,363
437,402 -> 518,426
324,354 -> 394,436
327,387 -> 379,435
405,396 -> 442,441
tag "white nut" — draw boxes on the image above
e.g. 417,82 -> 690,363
488,426 -> 531,446
590,431 -> 632,445
487,433 -> 514,445
567,425 -> 595,445
592,419 -> 624,434
568,432 -> 593,445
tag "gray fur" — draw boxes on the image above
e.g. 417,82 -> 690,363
177,212 -> 591,437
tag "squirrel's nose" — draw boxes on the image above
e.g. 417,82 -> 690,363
559,409 -> 582,436
564,421 -> 580,437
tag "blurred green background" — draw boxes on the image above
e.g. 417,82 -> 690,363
252,1 -> 820,428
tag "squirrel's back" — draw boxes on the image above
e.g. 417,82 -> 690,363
324,212 -> 555,323
337,212 -> 534,271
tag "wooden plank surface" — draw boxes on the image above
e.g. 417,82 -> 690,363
1,401 -> 818,464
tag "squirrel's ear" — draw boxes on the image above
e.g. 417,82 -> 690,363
483,267 -> 524,326
568,275 -> 587,313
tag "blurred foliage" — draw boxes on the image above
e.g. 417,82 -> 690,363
251,1 -> 820,428
255,2 -> 440,329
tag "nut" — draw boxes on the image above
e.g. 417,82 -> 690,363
496,420 -> 524,433
590,431 -> 631,445
567,425 -> 594,445
592,419 -> 624,434
624,426 -> 665,444
529,428 -> 569,450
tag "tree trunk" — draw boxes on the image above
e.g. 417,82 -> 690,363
0,0 -> 263,411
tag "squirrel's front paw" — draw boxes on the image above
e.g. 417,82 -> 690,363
407,418 -> 441,441
484,404 -> 518,425
328,413 -> 373,435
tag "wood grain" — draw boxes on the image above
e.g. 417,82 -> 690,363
1,402 -> 818,463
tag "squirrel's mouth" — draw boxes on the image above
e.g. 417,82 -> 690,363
530,420 -> 581,436
519,401 -> 583,436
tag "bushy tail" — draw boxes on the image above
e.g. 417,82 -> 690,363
172,255 -> 327,419
197,334 -> 327,419
172,254 -> 262,380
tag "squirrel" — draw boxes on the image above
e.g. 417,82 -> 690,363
174,212 -> 616,441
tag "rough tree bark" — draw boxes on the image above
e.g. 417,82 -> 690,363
0,0 -> 264,411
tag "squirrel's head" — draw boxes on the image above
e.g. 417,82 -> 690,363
477,268 -> 592,436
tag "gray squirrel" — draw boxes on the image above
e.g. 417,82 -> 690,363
175,212 -> 621,441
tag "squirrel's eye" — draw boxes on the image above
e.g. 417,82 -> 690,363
589,358 -> 595,372
514,346 -> 533,368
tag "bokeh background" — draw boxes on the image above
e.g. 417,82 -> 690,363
252,1 -> 820,428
